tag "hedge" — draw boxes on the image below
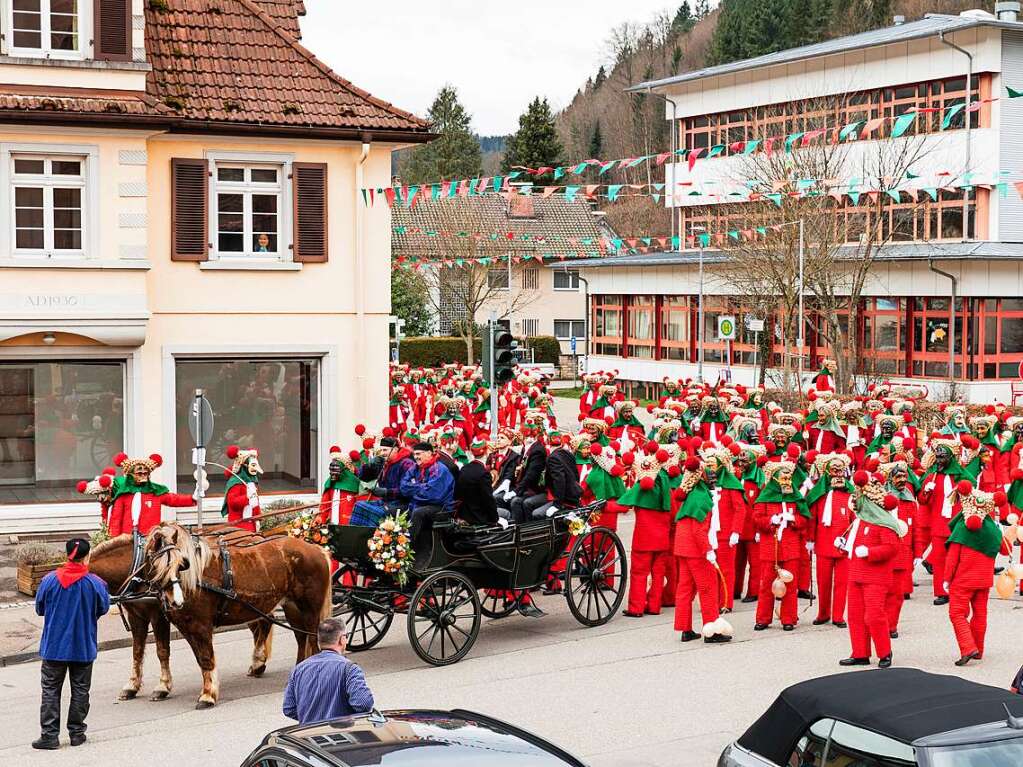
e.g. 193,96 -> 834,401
399,337 -> 482,367
528,336 -> 562,365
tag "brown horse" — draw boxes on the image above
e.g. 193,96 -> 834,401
89,531 -> 287,703
144,524 -> 331,708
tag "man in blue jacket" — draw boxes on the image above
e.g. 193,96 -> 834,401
33,537 -> 110,750
400,441 -> 455,541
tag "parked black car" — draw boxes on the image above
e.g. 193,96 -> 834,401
241,709 -> 588,767
719,668 -> 1023,767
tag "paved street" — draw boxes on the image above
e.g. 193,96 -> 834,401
2,398 -> 1022,766
2,523 -> 1023,767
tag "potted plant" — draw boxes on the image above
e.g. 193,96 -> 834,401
16,543 -> 65,597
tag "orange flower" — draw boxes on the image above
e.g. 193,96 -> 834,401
382,534 -> 392,545
397,535 -> 407,545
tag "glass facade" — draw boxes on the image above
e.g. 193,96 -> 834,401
174,358 -> 319,497
591,295 -> 1023,381
0,361 -> 124,504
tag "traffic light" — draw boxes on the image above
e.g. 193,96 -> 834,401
493,319 -> 517,384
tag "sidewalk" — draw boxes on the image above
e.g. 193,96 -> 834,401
0,600 -> 247,667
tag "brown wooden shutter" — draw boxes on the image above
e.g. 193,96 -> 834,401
292,163 -> 328,263
94,0 -> 131,61
171,158 -> 209,262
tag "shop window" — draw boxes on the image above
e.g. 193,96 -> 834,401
0,361 -> 125,505
174,358 -> 319,496
660,296 -> 691,361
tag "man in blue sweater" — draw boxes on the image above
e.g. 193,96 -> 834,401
33,537 -> 110,750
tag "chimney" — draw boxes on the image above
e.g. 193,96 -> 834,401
997,1 -> 1021,21
893,14 -> 905,25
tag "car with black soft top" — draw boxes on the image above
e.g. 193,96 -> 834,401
719,668 -> 1023,767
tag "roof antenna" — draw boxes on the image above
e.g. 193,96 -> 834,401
1002,703 -> 1023,730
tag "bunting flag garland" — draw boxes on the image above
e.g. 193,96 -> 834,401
370,89 -> 1023,205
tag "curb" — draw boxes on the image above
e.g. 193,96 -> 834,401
0,622 -> 249,668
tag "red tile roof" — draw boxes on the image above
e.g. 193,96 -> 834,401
252,0 -> 305,38
145,0 -> 430,135
0,85 -> 172,118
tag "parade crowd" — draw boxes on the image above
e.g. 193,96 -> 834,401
76,360 -> 1023,669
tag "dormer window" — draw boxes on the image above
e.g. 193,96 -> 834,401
8,0 -> 86,57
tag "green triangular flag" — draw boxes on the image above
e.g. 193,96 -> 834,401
891,112 -> 917,138
941,103 -> 965,130
1008,86 -> 1023,98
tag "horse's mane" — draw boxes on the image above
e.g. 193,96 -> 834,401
147,525 -> 211,596
91,534 -> 132,558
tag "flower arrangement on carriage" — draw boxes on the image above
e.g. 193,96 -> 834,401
286,511 -> 331,548
367,512 -> 415,585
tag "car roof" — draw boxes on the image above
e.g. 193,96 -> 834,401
271,709 -> 586,767
737,669 -> 1023,764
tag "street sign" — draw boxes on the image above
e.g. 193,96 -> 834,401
577,356 -> 587,375
570,336 -> 577,354
746,317 -> 765,332
717,315 -> 737,340
188,392 -> 214,447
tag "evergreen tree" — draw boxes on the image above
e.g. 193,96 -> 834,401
501,97 -> 565,180
403,85 -> 482,184
671,44 -> 684,75
672,1 -> 696,33
594,65 -> 607,90
695,0 -> 710,18
391,269 -> 432,336
589,122 -> 603,159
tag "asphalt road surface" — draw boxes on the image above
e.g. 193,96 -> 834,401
3,398 -> 1023,766
2,524 -> 1023,767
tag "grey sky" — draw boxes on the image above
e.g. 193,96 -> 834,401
300,0 -> 683,136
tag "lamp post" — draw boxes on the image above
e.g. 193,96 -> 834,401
691,225 -> 707,383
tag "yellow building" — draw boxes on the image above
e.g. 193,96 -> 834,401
0,0 -> 430,533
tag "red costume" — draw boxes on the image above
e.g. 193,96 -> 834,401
733,476 -> 762,601
108,488 -> 194,538
713,484 -> 749,612
919,470 -> 959,598
673,512 -> 720,634
753,496 -> 806,627
807,486 -> 852,625
845,518 -> 899,661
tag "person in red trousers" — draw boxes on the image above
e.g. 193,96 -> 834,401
733,447 -> 766,603
618,449 -> 674,616
672,455 -> 733,644
805,452 -> 853,628
943,481 -> 1011,666
882,460 -> 922,636
222,444 -> 264,532
752,460 -> 808,632
107,453 -> 195,538
918,438 -> 976,605
702,445 -> 750,613
839,471 -> 904,669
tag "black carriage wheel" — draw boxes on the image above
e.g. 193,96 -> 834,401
335,594 -> 394,651
565,526 -> 627,627
480,589 -> 522,620
407,571 -> 481,666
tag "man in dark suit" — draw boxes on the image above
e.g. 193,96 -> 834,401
531,433 -> 582,519
455,439 -> 499,527
509,422 -> 548,523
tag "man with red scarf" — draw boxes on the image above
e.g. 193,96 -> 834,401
805,452 -> 853,628
838,472 -> 903,669
752,460 -> 808,631
32,538 -> 110,750
107,452 -> 194,538
943,481 -> 1011,666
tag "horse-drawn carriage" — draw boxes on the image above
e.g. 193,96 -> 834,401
329,501 -> 627,666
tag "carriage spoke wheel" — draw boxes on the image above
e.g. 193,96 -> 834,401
565,527 -> 627,627
407,571 -> 481,666
480,589 -> 522,620
333,581 -> 393,652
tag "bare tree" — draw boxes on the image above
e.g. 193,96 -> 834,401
699,95 -> 947,393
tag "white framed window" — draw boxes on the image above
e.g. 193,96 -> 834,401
487,266 -> 509,290
521,318 -> 539,337
553,319 -> 585,340
521,267 -> 539,290
212,163 -> 286,260
553,269 -> 580,290
10,153 -> 86,256
6,0 -> 89,58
